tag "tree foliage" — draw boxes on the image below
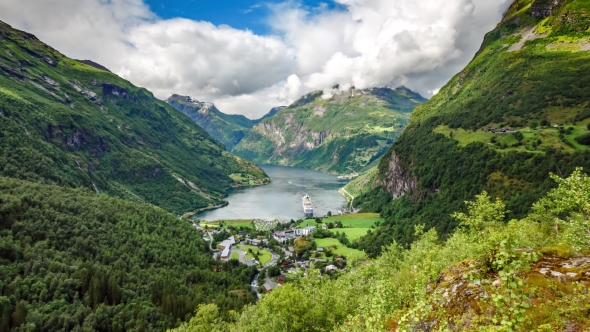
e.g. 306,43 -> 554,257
177,168 -> 590,331
0,177 -> 257,331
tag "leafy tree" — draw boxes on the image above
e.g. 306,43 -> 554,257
0,177 -> 257,331
169,304 -> 228,332
268,266 -> 281,278
531,168 -> 590,250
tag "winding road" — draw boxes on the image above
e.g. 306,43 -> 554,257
263,249 -> 280,268
339,188 -> 354,209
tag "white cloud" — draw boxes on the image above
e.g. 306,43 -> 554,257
0,0 -> 510,118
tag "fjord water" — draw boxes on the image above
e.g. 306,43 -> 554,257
195,165 -> 349,221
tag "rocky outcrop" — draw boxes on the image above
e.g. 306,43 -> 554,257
102,83 -> 137,101
417,252 -> 590,330
531,0 -> 563,18
257,118 -> 332,153
382,149 -> 418,200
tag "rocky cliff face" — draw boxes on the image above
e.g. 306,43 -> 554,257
531,0 -> 563,18
381,149 -> 418,200
233,87 -> 425,174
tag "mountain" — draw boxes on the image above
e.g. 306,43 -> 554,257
232,87 -> 426,174
166,94 -> 260,150
255,106 -> 286,122
0,20 -> 269,215
351,0 -> 590,256
0,20 -> 264,331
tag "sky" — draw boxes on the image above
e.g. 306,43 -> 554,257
0,0 -> 511,119
143,0 -> 347,35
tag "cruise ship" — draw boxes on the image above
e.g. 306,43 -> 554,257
302,195 -> 314,218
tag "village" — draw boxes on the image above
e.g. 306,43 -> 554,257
193,213 -> 380,294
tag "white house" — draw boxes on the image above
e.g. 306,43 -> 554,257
221,247 -> 230,259
295,226 -> 317,236
325,264 -> 338,271
218,236 -> 236,250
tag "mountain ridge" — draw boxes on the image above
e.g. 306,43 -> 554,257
351,0 -> 590,256
0,20 -> 269,215
232,86 -> 427,174
166,94 -> 285,150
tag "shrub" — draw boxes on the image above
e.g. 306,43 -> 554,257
575,133 -> 590,146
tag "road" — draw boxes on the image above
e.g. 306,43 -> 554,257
207,232 -> 213,250
237,247 -> 248,264
263,249 -> 280,268
339,188 -> 354,209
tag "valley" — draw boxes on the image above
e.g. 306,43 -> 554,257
168,87 -> 425,175
2,0 -> 590,331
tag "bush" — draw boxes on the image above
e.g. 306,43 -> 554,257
268,266 -> 281,277
575,133 -> 590,146
575,109 -> 590,122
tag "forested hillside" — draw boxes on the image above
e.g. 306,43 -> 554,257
352,0 -> 590,256
233,87 -> 425,174
174,168 -> 590,331
0,20 -> 269,215
0,177 -> 257,331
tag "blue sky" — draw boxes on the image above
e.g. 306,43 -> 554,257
144,0 -> 346,35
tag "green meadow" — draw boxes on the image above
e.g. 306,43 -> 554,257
200,219 -> 254,229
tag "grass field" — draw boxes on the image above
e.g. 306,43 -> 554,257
314,238 -> 341,247
298,213 -> 382,228
238,244 -> 271,265
314,238 -> 367,259
200,220 -> 254,229
329,228 -> 370,241
434,121 -> 590,154
231,252 -> 239,260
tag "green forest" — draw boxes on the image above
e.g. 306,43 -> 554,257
0,20 -> 269,216
352,0 -> 590,256
0,177 -> 257,331
2,0 -> 590,330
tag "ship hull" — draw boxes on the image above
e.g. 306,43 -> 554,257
302,195 -> 314,218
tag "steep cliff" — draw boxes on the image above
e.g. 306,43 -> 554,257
233,87 -> 426,174
354,0 -> 590,255
0,20 -> 269,215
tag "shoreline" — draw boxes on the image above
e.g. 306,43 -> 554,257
183,180 -> 273,220
181,201 -> 229,220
